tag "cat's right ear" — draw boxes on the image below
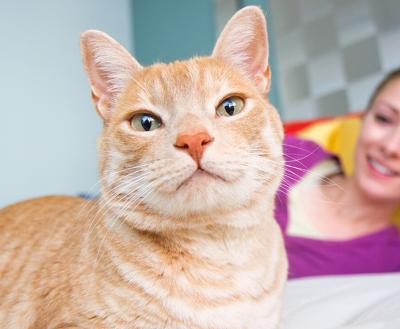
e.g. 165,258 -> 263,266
80,30 -> 142,120
212,6 -> 271,95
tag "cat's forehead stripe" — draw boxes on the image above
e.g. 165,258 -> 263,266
186,62 -> 200,83
136,89 -> 151,106
140,60 -> 208,110
150,77 -> 164,101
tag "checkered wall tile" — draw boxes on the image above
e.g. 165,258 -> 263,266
269,0 -> 400,120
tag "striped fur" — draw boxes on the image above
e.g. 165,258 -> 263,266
0,7 -> 287,329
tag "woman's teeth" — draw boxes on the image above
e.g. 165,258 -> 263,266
369,158 -> 397,176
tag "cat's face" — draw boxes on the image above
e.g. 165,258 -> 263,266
99,57 -> 283,219
81,7 -> 283,228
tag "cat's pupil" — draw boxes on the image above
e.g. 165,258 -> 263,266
141,115 -> 154,131
224,100 -> 236,116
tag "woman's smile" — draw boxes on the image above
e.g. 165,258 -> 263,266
366,155 -> 399,178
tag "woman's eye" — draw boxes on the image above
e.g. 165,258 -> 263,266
216,96 -> 245,117
374,113 -> 392,124
130,113 -> 161,131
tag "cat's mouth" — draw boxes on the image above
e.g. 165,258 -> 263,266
176,168 -> 227,191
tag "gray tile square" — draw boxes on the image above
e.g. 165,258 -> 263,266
298,0 -> 333,24
304,13 -> 338,58
370,0 -> 400,32
334,0 -> 371,24
270,0 -> 300,35
283,63 -> 310,103
348,73 -> 383,110
275,29 -> 306,68
282,99 -> 317,121
378,30 -> 400,71
334,0 -> 376,46
308,51 -> 346,97
316,89 -> 349,116
342,36 -> 381,82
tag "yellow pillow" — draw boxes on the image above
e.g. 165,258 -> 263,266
297,115 -> 400,227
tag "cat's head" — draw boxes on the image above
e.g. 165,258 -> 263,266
80,6 -> 283,230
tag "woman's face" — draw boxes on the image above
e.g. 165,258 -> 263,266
354,78 -> 400,203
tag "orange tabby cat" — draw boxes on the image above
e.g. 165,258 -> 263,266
0,6 -> 287,329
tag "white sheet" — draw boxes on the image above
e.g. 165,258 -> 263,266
283,273 -> 400,329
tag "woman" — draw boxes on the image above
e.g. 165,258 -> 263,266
276,69 -> 400,279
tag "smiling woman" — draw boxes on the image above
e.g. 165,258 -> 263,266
355,71 -> 400,205
275,68 -> 400,279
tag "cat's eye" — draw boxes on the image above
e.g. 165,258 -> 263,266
216,96 -> 245,117
130,113 -> 161,132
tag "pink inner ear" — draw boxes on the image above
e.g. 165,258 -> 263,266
91,64 -> 111,96
81,30 -> 143,120
249,37 -> 268,76
88,60 -> 114,118
212,7 -> 270,94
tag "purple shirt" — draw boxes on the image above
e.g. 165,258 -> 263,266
275,136 -> 400,279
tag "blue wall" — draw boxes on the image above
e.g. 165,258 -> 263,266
0,0 -> 132,207
131,0 -> 281,111
132,0 -> 215,65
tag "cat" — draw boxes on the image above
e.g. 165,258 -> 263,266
0,6 -> 287,329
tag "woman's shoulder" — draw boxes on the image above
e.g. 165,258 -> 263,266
283,135 -> 331,162
282,136 -> 336,183
275,136 -> 338,231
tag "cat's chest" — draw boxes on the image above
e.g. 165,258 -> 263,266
81,233 -> 283,329
91,289 -> 282,329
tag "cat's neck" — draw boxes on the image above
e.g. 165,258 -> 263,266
91,207 -> 275,282
95,193 -> 274,256
101,193 -> 272,236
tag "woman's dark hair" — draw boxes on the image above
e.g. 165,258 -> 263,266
367,68 -> 400,109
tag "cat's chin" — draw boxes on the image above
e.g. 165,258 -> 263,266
152,171 -> 263,219
176,168 -> 227,192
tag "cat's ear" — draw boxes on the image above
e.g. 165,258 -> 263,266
212,6 -> 271,94
80,30 -> 142,120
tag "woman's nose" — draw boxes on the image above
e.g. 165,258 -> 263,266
383,128 -> 400,158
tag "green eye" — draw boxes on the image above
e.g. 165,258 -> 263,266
216,96 -> 245,117
130,113 -> 161,132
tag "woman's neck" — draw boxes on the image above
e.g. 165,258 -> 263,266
325,173 -> 396,230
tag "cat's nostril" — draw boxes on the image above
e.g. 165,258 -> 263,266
201,134 -> 212,146
175,131 -> 213,164
175,132 -> 212,148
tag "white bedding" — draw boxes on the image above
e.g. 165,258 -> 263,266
283,273 -> 400,329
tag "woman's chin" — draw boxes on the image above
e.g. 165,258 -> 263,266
357,176 -> 400,204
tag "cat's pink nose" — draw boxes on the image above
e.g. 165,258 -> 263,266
175,131 -> 213,165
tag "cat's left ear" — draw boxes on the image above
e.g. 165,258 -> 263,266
80,30 -> 142,120
212,6 -> 271,94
